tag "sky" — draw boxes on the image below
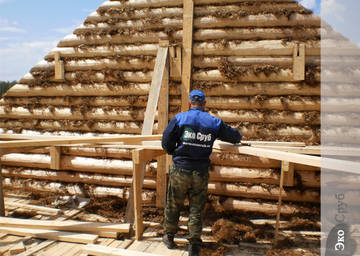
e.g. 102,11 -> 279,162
0,0 -> 358,82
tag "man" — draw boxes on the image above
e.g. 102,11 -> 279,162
161,90 -> 243,256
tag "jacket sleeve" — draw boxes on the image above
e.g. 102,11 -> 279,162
217,120 -> 242,144
161,116 -> 179,154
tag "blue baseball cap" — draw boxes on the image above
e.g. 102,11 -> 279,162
189,90 -> 205,102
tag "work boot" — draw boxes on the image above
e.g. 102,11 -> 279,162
162,233 -> 176,249
188,243 -> 201,256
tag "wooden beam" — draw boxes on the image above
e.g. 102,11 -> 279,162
282,161 -> 295,187
170,45 -> 182,79
16,240 -> 56,256
293,44 -> 305,81
0,226 -> 98,244
133,149 -> 146,240
181,0 -> 194,112
141,44 -> 169,135
0,217 -> 130,234
9,241 -> 25,255
274,161 -> 285,245
156,53 -> 169,208
50,146 -> 61,170
0,135 -> 162,148
83,244 -> 159,256
54,52 -> 65,81
0,163 -> 4,216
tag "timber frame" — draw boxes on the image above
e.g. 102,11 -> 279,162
0,135 -> 360,244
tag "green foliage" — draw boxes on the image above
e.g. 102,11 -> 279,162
0,80 -> 17,96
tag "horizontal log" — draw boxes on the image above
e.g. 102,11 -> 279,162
46,41 -> 321,60
1,154 -> 155,176
98,0 -> 295,9
219,198 -> 318,216
210,152 -> 320,171
208,182 -> 319,202
5,83 -> 152,97
323,113 -> 360,126
210,166 -> 320,187
3,178 -> 156,204
31,58 -> 156,72
193,69 -> 320,82
5,82 -> 320,98
322,83 -> 360,97
1,95 -> 320,112
0,106 -> 320,125
0,119 -> 146,134
2,168 -> 157,189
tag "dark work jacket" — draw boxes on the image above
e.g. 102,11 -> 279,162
161,107 -> 242,171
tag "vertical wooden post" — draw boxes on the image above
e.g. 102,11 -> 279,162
0,163 -> 4,216
293,43 -> 305,81
156,46 -> 169,208
274,161 -> 287,245
282,161 -> 295,187
50,146 -> 61,170
54,52 -> 65,81
132,149 -> 146,240
181,0 -> 194,112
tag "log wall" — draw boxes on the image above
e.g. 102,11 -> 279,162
2,0 -> 352,210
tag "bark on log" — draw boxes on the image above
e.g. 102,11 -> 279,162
3,178 -> 155,204
2,168 -> 156,189
208,182 -> 319,203
218,198 -> 319,216
1,154 -> 155,176
5,82 -> 320,98
0,106 -> 320,125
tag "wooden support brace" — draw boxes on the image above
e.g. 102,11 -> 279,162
169,45 -> 182,79
293,44 -> 305,81
50,146 -> 61,170
133,149 -> 146,240
0,163 -> 4,216
274,161 -> 285,245
54,52 -> 65,81
181,0 -> 194,112
282,161 -> 295,187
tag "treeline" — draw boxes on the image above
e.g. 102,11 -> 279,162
0,80 -> 17,96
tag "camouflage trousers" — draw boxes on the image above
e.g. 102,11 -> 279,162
164,164 -> 209,245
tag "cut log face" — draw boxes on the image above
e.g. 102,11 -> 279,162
0,0 -> 347,209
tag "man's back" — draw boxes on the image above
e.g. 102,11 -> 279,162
162,106 -> 241,171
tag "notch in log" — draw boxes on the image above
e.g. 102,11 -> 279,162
293,44 -> 305,81
54,52 -> 65,81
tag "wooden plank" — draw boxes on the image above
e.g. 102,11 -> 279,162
0,227 -> 98,244
0,163 -> 4,216
83,244 -> 160,256
0,135 -> 162,149
156,52 -> 169,208
9,241 -> 25,255
16,240 -> 56,256
141,45 -> 169,135
274,163 -> 285,245
50,146 -> 61,170
0,217 -> 130,234
170,46 -> 182,79
133,150 -> 146,240
181,0 -> 194,112
282,161 -> 295,187
54,51 -> 65,81
5,202 -> 61,214
293,44 -> 305,81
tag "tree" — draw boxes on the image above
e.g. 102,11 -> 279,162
0,80 -> 17,96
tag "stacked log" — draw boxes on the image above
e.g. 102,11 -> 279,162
2,0 -> 349,213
